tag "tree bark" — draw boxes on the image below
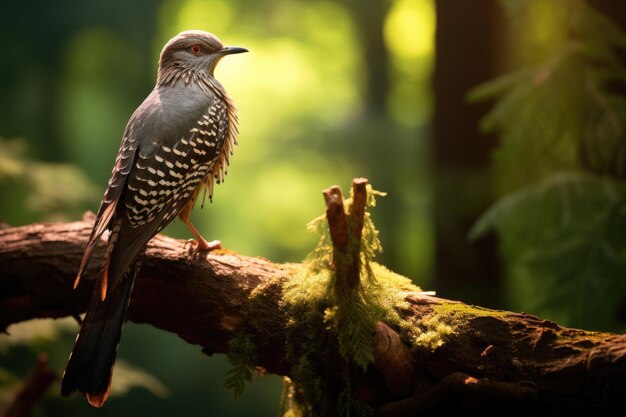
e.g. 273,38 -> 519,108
1,219 -> 625,416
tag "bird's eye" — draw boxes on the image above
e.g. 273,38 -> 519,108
190,45 -> 203,56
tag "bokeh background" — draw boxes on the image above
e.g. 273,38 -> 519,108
1,0 -> 625,415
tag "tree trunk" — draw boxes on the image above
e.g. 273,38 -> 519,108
433,0 -> 506,308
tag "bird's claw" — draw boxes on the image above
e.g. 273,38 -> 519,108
186,238 -> 222,252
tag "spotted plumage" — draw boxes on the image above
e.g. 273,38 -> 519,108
125,100 -> 230,228
61,30 -> 247,407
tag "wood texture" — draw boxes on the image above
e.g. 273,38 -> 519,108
0,219 -> 625,415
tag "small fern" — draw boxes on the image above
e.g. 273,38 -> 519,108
282,184 -> 413,416
337,369 -> 373,417
224,333 -> 256,398
470,0 -> 626,330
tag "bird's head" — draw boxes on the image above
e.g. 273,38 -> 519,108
157,30 -> 247,84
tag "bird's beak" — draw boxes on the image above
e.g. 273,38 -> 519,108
220,46 -> 249,55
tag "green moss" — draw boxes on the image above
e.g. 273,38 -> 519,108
396,312 -> 454,353
400,303 -> 513,353
224,184 -> 449,416
279,185 -> 423,416
433,302 -> 510,320
280,258 -> 427,416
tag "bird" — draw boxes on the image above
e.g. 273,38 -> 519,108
61,30 -> 248,407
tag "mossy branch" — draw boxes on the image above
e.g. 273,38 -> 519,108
1,213 -> 625,415
318,179 -> 415,412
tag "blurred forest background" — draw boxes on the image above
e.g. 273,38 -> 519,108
0,0 -> 625,415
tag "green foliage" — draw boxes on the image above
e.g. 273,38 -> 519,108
470,0 -> 626,330
0,138 -> 97,223
471,172 -> 626,329
224,333 -> 257,398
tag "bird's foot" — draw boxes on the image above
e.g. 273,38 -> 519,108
186,238 -> 221,252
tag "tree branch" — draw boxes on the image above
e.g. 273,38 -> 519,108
0,218 -> 625,415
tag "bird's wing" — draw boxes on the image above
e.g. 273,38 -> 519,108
74,118 -> 141,288
103,93 -> 233,293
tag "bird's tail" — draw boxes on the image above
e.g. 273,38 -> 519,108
61,253 -> 143,407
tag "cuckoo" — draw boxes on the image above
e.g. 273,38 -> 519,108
61,30 -> 247,407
